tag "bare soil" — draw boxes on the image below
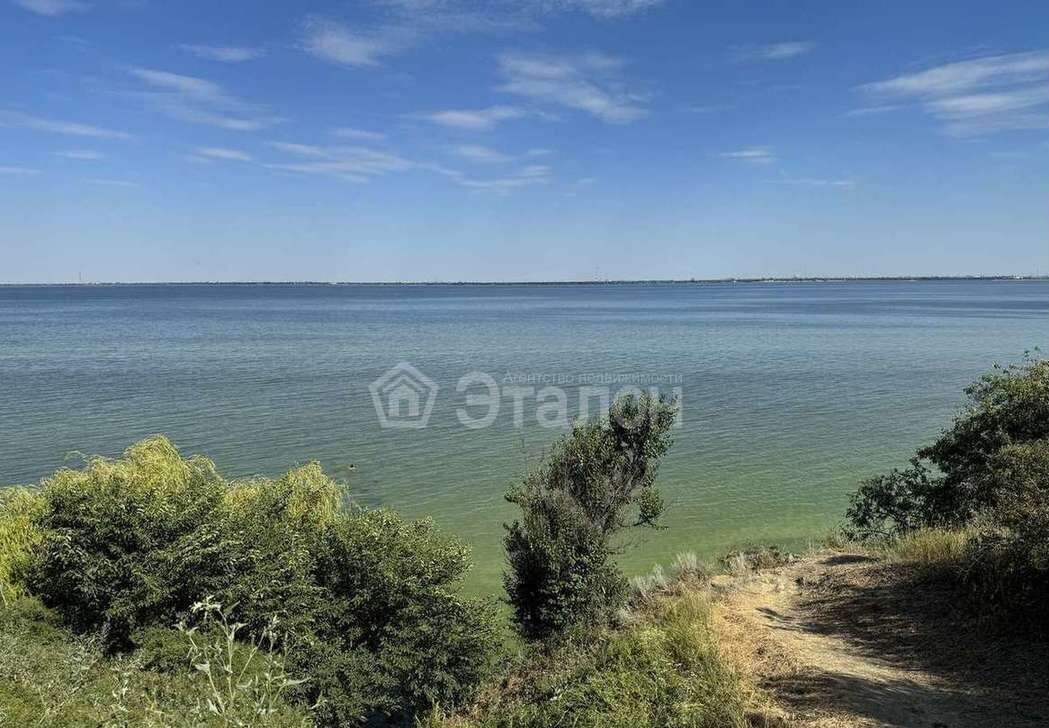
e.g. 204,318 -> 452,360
711,550 -> 1049,728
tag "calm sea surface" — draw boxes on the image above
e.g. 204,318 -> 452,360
1,281 -> 1046,591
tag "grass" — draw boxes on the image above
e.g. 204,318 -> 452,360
429,563 -> 767,728
0,595 -> 311,727
881,528 -> 971,568
0,487 -> 42,607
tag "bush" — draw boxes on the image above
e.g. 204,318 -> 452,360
27,436 -> 229,645
217,463 -> 342,639
17,435 -> 502,726
428,590 -> 750,728
962,440 -> 1049,626
294,508 -> 502,727
845,356 -> 1049,538
504,393 -> 677,640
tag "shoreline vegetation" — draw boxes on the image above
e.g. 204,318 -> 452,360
2,358 -> 1047,726
2,275 -> 1048,287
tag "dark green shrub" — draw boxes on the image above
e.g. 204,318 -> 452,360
963,440 -> 1049,626
27,436 -> 229,645
843,459 -> 961,539
845,356 -> 1049,538
504,393 -> 677,640
292,508 -> 502,727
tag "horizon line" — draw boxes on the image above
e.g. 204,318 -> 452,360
2,275 -> 1048,287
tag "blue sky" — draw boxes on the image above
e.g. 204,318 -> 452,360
1,0 -> 1047,282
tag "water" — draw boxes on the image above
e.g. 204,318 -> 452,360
1,281 -> 1046,592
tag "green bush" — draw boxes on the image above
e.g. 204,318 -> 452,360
962,440 -> 1049,626
844,357 -> 1049,628
504,394 -> 677,640
428,591 -> 750,728
27,436 -> 229,645
845,356 -> 1049,538
14,435 -> 501,726
293,508 -> 502,727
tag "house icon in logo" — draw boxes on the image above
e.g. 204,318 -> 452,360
369,362 -> 439,429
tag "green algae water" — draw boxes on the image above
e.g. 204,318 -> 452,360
1,281 -> 1046,591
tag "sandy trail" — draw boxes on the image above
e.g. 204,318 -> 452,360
711,551 -> 1049,728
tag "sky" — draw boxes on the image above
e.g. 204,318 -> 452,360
1,0 -> 1047,283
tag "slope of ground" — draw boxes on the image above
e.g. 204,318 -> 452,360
712,550 -> 1049,728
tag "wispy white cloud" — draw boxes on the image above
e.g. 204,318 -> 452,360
720,147 -> 776,164
376,0 -> 664,22
680,103 -> 733,115
863,50 -> 1049,136
497,51 -> 647,123
557,0 -> 664,18
732,42 -> 814,63
179,45 -> 266,63
423,105 -> 525,131
765,177 -> 855,189
301,18 -> 401,67
13,0 -> 87,16
192,147 -> 254,162
331,127 -> 386,142
86,178 -> 139,187
130,68 -> 281,131
54,149 -> 105,160
265,142 -> 414,183
300,1 -> 663,71
449,144 -> 512,163
0,165 -> 41,175
844,104 -> 902,117
438,162 -> 552,192
0,110 -> 131,139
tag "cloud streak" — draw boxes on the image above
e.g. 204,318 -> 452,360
863,50 -> 1049,136
422,105 -> 525,131
720,147 -> 776,164
180,45 -> 266,63
13,0 -> 87,16
265,142 -> 414,183
0,110 -> 131,139
130,68 -> 281,131
497,51 -> 647,123
55,149 -> 105,159
0,165 -> 41,175
732,42 -> 814,62
192,147 -> 254,162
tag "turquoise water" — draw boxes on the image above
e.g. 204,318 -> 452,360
1,281 -> 1046,591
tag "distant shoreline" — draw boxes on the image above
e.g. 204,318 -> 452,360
2,276 -> 1048,287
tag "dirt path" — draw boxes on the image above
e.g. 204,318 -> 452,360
711,551 -> 1049,728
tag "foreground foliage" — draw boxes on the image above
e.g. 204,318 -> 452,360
430,587 -> 750,728
504,393 -> 678,640
8,436 -> 501,727
0,595 -> 311,727
846,356 -> 1049,628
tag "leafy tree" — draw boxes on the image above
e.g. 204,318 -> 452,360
845,356 -> 1049,538
504,393 -> 677,640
